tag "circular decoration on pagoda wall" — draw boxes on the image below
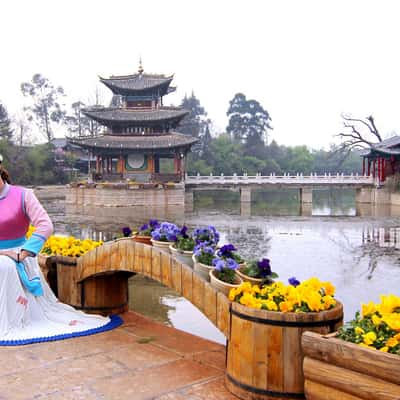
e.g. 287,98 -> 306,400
127,153 -> 145,169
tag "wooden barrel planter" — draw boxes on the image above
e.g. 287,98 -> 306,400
302,331 -> 400,400
225,301 -> 343,400
56,255 -> 134,315
37,254 -> 58,296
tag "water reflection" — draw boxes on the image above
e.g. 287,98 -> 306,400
41,188 -> 400,342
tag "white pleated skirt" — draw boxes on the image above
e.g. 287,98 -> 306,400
0,247 -> 119,345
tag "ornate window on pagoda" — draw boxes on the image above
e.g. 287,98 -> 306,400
125,154 -> 148,170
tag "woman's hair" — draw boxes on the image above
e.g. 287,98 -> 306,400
0,164 -> 11,184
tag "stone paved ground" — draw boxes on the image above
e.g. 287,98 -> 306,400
0,312 -> 238,400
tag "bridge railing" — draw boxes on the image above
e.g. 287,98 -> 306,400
185,173 -> 374,185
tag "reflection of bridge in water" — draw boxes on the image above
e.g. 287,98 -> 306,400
363,227 -> 400,248
185,174 -> 375,216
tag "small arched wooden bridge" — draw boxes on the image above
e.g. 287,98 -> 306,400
41,237 -> 231,338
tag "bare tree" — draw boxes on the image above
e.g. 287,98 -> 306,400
337,114 -> 383,150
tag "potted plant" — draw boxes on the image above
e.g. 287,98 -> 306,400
302,294 -> 400,399
226,277 -> 343,400
169,226 -> 195,267
209,256 -> 242,296
193,225 -> 220,246
134,219 -> 160,245
216,243 -> 245,266
150,221 -> 180,252
236,257 -> 278,285
192,242 -> 217,281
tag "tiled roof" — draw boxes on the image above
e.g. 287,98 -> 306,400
374,135 -> 400,149
68,132 -> 198,151
82,107 -> 188,125
100,73 -> 174,95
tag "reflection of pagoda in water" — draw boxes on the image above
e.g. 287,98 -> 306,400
70,61 -> 197,183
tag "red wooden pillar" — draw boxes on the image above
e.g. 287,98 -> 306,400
362,158 -> 365,175
372,159 -> 376,178
96,156 -> 100,173
173,156 -> 179,173
382,158 -> 386,182
378,158 -> 381,181
367,159 -> 371,176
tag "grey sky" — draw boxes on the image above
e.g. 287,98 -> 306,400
1,0 -> 400,148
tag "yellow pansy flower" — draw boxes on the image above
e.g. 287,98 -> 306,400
385,337 -> 398,348
362,331 -> 377,345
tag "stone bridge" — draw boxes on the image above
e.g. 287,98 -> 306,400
184,174 -> 376,215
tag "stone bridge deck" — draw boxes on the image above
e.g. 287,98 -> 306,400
0,311 -> 235,400
185,174 -> 374,189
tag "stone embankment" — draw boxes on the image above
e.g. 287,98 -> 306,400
31,185 -> 67,200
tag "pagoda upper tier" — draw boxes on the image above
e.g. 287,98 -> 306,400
99,73 -> 175,97
82,106 -> 188,130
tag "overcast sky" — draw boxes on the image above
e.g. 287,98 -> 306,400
1,0 -> 400,148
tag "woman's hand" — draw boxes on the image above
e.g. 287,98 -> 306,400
0,250 -> 18,261
0,250 -> 32,262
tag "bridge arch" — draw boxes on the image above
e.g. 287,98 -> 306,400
51,238 -> 231,338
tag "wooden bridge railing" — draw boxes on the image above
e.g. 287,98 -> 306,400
44,238 -> 231,337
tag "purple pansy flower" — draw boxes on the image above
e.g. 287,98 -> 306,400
288,277 -> 300,287
122,226 -> 132,237
257,258 -> 272,278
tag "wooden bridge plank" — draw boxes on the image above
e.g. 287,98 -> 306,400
78,247 -> 96,281
181,264 -> 193,302
151,248 -> 161,281
192,273 -> 205,313
171,259 -> 182,295
161,252 -> 172,287
125,240 -> 135,272
118,239 -> 129,270
110,241 -> 122,272
134,243 -> 144,274
95,242 -> 111,275
216,292 -> 231,338
143,245 -> 152,277
203,283 -> 218,325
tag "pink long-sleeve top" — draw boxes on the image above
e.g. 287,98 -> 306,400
0,183 -> 53,254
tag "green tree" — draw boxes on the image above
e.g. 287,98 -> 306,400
226,93 -> 272,154
0,102 -> 13,141
65,101 -> 93,137
179,92 -> 208,138
21,74 -> 66,142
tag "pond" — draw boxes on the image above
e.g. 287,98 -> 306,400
39,188 -> 400,344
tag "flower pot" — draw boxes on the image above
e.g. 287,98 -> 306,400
193,255 -> 214,281
150,238 -> 174,253
133,235 -> 152,246
226,302 -> 343,400
302,331 -> 400,399
235,265 -> 264,285
169,245 -> 194,267
209,269 -> 243,297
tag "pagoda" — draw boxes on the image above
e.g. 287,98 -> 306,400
69,62 -> 197,184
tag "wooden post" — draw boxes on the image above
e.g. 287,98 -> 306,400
362,158 -> 365,175
96,156 -> 100,174
367,159 -> 371,176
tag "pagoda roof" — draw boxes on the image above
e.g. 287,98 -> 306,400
82,107 -> 188,126
362,135 -> 400,157
99,73 -> 174,95
68,132 -> 198,151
